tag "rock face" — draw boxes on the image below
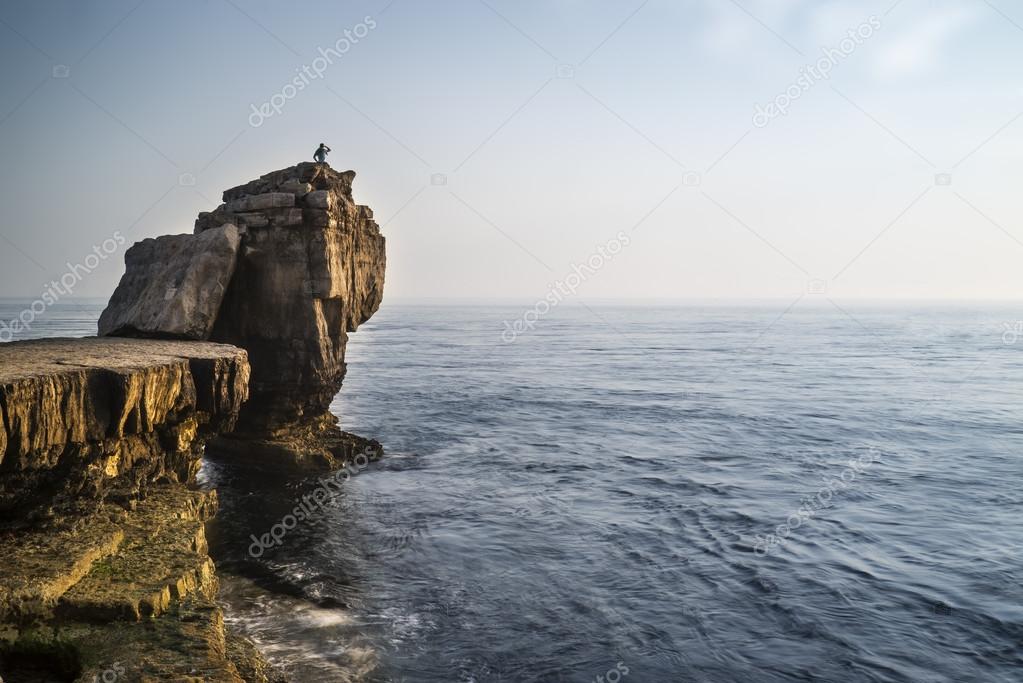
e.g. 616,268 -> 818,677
101,162 -> 386,469
99,224 -> 241,339
1,161 -> 388,680
0,338 -> 280,681
202,163 -> 385,432
0,337 -> 248,523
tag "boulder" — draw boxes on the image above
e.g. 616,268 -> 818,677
98,224 -> 241,339
304,190 -> 331,209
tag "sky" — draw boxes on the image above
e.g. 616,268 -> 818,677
0,0 -> 1022,303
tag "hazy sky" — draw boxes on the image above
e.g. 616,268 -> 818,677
1,0 -> 1021,302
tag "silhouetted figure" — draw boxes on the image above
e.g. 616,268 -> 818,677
314,143 -> 331,164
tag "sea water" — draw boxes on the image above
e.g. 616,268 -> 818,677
4,300 -> 1021,682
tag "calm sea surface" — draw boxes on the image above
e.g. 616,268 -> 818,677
3,300 -> 1022,682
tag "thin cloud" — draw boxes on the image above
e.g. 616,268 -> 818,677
873,4 -> 981,79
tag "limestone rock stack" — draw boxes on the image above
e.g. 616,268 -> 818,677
100,162 -> 387,469
0,161 -> 388,680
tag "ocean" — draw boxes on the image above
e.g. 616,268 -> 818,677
3,300 -> 1022,682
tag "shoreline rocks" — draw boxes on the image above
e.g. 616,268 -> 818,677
0,338 -> 280,681
0,338 -> 249,524
0,161 -> 388,680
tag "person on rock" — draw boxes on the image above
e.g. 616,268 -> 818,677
314,143 -> 331,164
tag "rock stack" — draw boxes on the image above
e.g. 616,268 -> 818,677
100,162 -> 387,469
0,162 -> 387,681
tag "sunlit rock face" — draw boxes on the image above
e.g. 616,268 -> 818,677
0,158 -> 389,680
0,338 -> 273,682
0,337 -> 249,522
98,224 -> 242,340
201,163 -> 386,435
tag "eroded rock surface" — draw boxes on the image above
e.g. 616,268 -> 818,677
0,337 -> 248,522
101,162 -> 387,469
8,162 -> 392,680
205,163 -> 385,432
0,338 -> 281,681
99,224 -> 241,340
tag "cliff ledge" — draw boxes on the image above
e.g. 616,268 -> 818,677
0,338 -> 280,681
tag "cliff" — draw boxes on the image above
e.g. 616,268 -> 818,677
0,338 -> 276,681
0,161 -> 386,680
100,162 -> 387,470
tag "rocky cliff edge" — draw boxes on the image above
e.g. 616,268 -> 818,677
100,162 -> 387,470
0,338 -> 281,681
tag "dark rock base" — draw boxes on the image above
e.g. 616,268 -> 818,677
206,413 -> 383,472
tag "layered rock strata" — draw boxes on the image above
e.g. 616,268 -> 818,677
101,162 -> 386,470
1,161 -> 388,679
0,338 -> 248,523
0,338 -> 281,681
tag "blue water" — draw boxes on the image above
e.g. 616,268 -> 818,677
4,301 -> 1023,682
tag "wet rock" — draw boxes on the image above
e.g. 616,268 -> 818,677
2,156 -> 392,679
